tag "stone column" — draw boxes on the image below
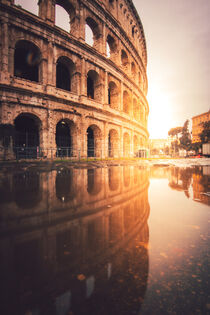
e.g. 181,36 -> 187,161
0,20 -> 10,83
80,57 -> 86,97
104,70 -> 108,105
79,3 -> 85,41
120,81 -> 123,111
38,0 -> 55,24
102,22 -> 107,56
120,126 -> 123,157
104,121 -> 108,158
131,129 -> 134,157
48,42 -> 53,86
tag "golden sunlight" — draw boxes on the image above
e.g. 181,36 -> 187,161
147,85 -> 174,139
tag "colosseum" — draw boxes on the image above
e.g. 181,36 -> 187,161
0,0 -> 149,160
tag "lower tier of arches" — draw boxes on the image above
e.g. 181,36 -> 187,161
0,107 -> 149,160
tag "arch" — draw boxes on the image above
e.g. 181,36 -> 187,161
121,49 -> 128,66
85,17 -> 100,49
85,24 -> 94,46
133,98 -> 140,121
55,0 -> 76,33
108,129 -> 119,157
87,70 -> 100,100
123,90 -> 131,115
108,81 -> 119,109
14,40 -> 41,82
106,34 -> 117,59
14,113 -> 41,159
56,119 -> 76,157
131,62 -> 136,79
132,25 -> 135,38
56,56 -> 75,92
15,0 -> 38,16
123,132 -> 130,157
55,4 -> 70,32
56,169 -> 75,202
87,124 -> 102,158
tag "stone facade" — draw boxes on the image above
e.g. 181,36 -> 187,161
0,0 -> 149,160
192,110 -> 210,143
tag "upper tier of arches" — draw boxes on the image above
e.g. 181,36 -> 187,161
13,0 -> 147,68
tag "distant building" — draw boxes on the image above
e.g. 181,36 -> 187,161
192,110 -> 210,143
149,138 -> 172,154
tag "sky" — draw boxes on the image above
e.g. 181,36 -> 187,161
15,0 -> 210,139
133,0 -> 210,138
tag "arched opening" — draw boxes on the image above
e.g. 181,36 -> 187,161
141,106 -> 145,124
13,172 -> 41,208
56,56 -> 75,91
55,1 -> 75,33
106,42 -> 111,59
56,120 -> 72,157
87,125 -> 102,158
87,74 -> 94,99
108,129 -> 119,157
55,4 -> 70,32
14,40 -> 41,82
132,26 -> 135,38
85,24 -> 94,46
87,70 -> 100,100
123,132 -> 130,157
56,169 -> 75,202
140,104 -> 144,123
123,91 -> 131,115
133,98 -> 139,121
108,81 -> 118,109
85,17 -> 100,48
121,49 -> 128,66
15,0 -> 38,16
87,127 -> 94,157
106,35 -> 117,59
131,62 -> 136,79
14,114 -> 40,159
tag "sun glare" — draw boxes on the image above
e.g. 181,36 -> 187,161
147,86 -> 173,139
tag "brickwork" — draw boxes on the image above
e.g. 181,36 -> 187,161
192,110 -> 210,143
0,0 -> 149,160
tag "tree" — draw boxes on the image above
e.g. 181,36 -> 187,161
168,126 -> 182,138
199,121 -> 210,143
179,120 -> 191,150
168,126 -> 182,154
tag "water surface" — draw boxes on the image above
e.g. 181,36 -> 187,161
0,164 -> 209,314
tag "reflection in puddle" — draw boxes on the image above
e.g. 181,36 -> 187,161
56,169 -> 75,202
0,165 -> 209,314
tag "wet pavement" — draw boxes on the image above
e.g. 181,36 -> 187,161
0,161 -> 209,314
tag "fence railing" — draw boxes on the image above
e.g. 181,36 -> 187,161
0,146 -> 149,161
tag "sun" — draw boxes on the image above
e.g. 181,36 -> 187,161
147,86 -> 174,139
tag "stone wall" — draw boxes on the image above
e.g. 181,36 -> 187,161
0,0 -> 149,160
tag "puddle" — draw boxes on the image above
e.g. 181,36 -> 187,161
0,165 -> 209,314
